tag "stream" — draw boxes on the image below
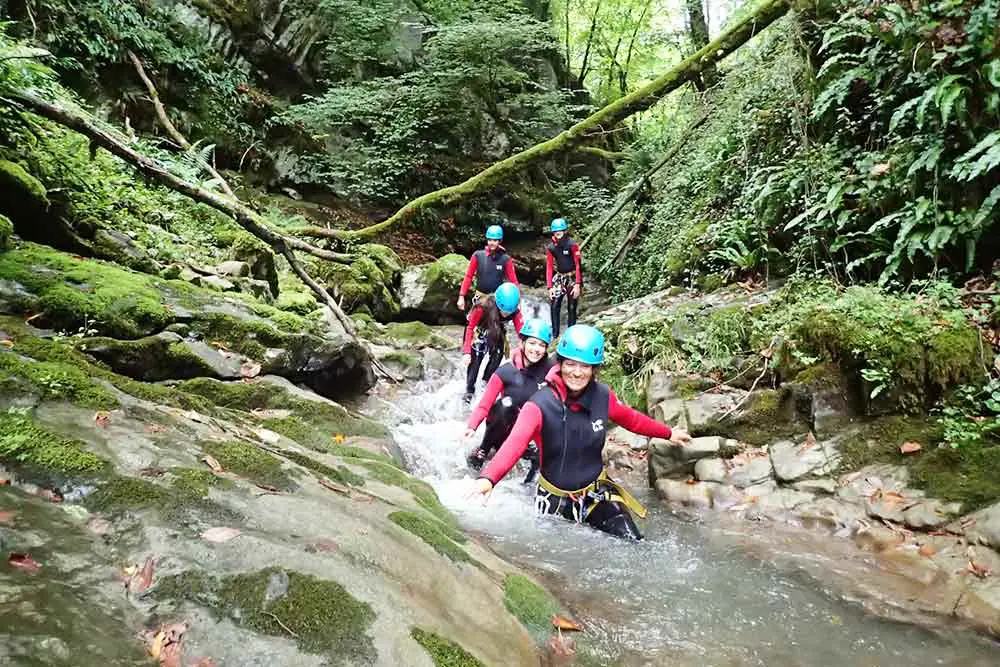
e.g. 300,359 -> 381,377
360,294 -> 1000,667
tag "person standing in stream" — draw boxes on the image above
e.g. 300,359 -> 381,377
461,283 -> 524,404
456,225 -> 519,313
463,318 -> 555,483
545,218 -> 582,338
466,324 -> 691,540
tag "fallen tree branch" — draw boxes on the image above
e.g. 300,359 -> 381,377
312,0 -> 789,242
600,208 -> 646,272
2,90 -> 361,337
577,146 -> 627,160
581,110 -> 710,250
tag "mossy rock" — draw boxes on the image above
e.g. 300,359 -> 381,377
169,467 -> 234,497
202,440 -> 296,491
76,332 -> 240,382
377,350 -> 424,381
411,628 -> 484,667
278,449 -> 366,487
275,290 -> 317,315
0,214 -> 12,251
360,460 -> 458,529
707,387 -> 807,445
315,244 -> 402,322
0,345 -> 119,410
0,412 -> 108,478
231,235 -> 278,296
502,574 -> 561,639
84,475 -> 240,524
399,254 -> 468,324
380,321 -> 457,350
155,568 -> 377,664
389,511 -> 472,563
0,159 -> 49,212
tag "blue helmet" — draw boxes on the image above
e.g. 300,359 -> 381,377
556,324 -> 604,365
494,282 -> 520,315
485,225 -> 504,240
519,318 -> 553,344
550,218 -> 568,233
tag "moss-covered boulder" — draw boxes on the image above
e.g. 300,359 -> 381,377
381,321 -> 459,350
275,289 -> 318,315
399,253 -> 468,325
76,331 -> 243,382
231,235 -> 279,296
0,214 -> 12,252
314,244 -> 402,322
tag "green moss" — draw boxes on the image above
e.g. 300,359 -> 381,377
360,460 -> 459,529
189,312 -> 277,360
0,242 -> 174,338
0,349 -> 119,409
0,214 -> 12,251
381,350 -> 422,372
502,574 -> 560,637
792,362 -> 841,388
909,444 -> 1000,512
203,441 -> 295,491
0,159 -> 49,206
169,467 -> 233,497
411,628 -> 484,667
178,377 -> 389,440
279,449 -> 366,487
155,568 -> 376,664
697,273 -> 727,293
382,321 -> 456,350
422,253 -> 467,287
708,388 -> 799,444
275,290 -> 317,315
837,416 -> 943,471
926,326 -> 983,390
389,511 -> 471,563
0,412 -> 108,474
316,248 -> 400,321
84,476 -> 172,513
330,444 -> 402,468
74,334 -> 222,382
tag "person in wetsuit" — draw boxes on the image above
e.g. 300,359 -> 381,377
545,218 -> 582,338
461,282 -> 524,404
463,318 -> 555,483
467,324 -> 691,540
457,225 -> 519,312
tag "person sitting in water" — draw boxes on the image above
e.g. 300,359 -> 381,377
467,324 -> 691,540
463,318 -> 555,483
545,217 -> 582,338
462,282 -> 524,404
456,225 -> 519,312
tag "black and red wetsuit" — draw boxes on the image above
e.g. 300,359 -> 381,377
459,245 -> 519,301
545,235 -> 582,337
462,305 -> 525,396
481,364 -> 672,539
465,346 -> 554,478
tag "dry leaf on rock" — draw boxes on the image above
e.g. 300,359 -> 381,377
128,556 -> 156,595
0,339 -> 13,348
8,553 -> 41,572
200,527 -> 241,543
332,433 -> 346,444
0,510 -> 15,524
201,455 -> 224,474
900,441 -> 922,454
319,478 -> 351,495
240,361 -> 261,379
918,544 -> 936,558
94,411 -> 111,428
967,559 -> 993,579
304,541 -> 338,553
551,615 -> 582,631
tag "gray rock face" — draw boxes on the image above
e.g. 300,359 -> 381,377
694,454 -> 773,488
216,260 -> 251,278
961,502 -> 1000,548
77,331 -> 242,381
398,254 -> 467,325
769,437 -> 841,482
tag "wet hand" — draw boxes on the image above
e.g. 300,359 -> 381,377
670,429 -> 692,445
465,478 -> 494,504
462,428 -> 476,442
457,295 -> 466,310
462,353 -> 472,367
571,284 -> 581,299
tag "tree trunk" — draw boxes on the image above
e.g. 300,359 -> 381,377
295,0 -> 790,242
687,0 -> 718,88
576,0 -> 604,89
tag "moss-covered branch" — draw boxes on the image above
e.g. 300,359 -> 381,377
313,0 -> 790,242
577,146 -> 627,160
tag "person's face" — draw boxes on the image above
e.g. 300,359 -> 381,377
523,337 -> 547,364
553,230 -> 565,240
561,359 -> 594,395
487,238 -> 500,251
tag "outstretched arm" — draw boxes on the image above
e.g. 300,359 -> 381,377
480,403 -> 541,485
607,390 -> 672,439
572,242 -> 583,286
467,374 -> 504,430
459,255 -> 478,296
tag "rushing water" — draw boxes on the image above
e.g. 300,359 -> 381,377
361,294 -> 1000,666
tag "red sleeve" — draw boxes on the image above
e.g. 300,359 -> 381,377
463,307 -> 482,354
505,259 -> 519,286
459,255 -> 478,296
572,242 -> 582,285
607,389 -> 672,439
545,250 -> 554,288
467,374 -> 504,430
512,309 -> 525,334
481,402 -> 540,485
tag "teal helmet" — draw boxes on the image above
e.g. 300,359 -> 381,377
485,225 -> 504,240
494,282 -> 520,315
519,318 -> 553,344
556,324 -> 604,365
550,218 -> 568,233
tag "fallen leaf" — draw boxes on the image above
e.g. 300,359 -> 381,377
201,455 -> 224,474
190,659 -> 217,667
918,544 -> 936,558
200,527 -> 241,543
967,559 -> 993,579
552,615 -> 582,631
319,478 -> 351,495
0,339 -> 13,348
332,433 -> 346,444
148,631 -> 165,659
900,441 -> 922,454
797,431 -> 817,454
8,553 -> 41,572
0,476 -> 9,486
254,483 -> 281,493
145,622 -> 187,666
240,361 -> 261,379
129,556 -> 156,595
145,424 -> 168,434
546,633 -> 576,657
141,466 -> 167,477
0,510 -> 14,524
685,477 -> 697,485
94,411 -> 111,428
304,541 -> 338,553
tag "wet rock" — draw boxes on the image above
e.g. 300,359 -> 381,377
232,237 -> 279,296
199,274 -> 237,292
264,569 -> 290,602
420,348 -> 453,377
754,488 -> 815,517
372,346 -> 424,381
959,502 -> 1000,548
769,436 -> 841,482
216,260 -> 251,278
791,478 -> 837,495
836,464 -> 910,504
655,478 -> 713,508
78,331 -> 243,381
793,496 -> 868,532
0,279 -> 39,313
398,253 -> 467,325
901,499 -> 962,530
684,390 -> 741,434
650,399 -> 688,431
380,321 -> 458,350
694,454 -> 773,488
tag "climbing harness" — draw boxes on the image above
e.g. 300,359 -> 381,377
535,469 -> 646,523
550,272 -> 575,299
